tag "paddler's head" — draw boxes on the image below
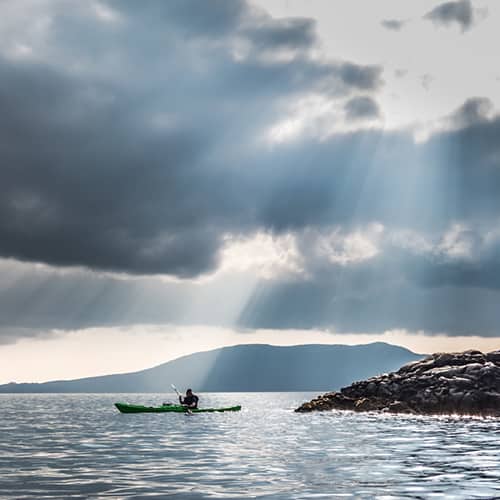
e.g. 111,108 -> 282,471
186,389 -> 193,396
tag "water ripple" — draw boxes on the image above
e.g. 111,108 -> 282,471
0,393 -> 499,499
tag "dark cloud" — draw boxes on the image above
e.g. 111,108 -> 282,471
423,0 -> 475,31
381,19 -> 406,31
0,257 -> 256,341
337,62 -> 382,90
0,263 -> 180,333
0,0 -> 382,277
1,17 -> 500,278
242,17 -> 317,52
3,226 -> 500,341
239,276 -> 500,336
0,59 -> 221,277
450,97 -> 493,127
1,54 -> 500,277
238,232 -> 500,336
1,0 -> 500,342
120,0 -> 247,38
410,235 -> 500,291
0,327 -> 55,346
344,96 -> 380,121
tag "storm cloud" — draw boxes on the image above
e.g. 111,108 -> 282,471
0,0 -> 382,277
1,0 -> 500,342
238,225 -> 500,336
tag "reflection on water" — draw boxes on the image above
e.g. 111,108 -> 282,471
0,393 -> 499,499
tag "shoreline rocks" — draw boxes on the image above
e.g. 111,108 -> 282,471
295,349 -> 500,417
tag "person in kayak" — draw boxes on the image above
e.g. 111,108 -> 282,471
179,388 -> 199,409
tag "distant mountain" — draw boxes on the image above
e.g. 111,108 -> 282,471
0,342 -> 423,393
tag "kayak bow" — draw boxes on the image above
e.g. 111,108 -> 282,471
115,402 -> 241,413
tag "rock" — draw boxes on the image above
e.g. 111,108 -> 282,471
432,353 -> 455,367
398,360 -> 421,374
486,350 -> 500,365
389,382 -> 400,393
388,400 -> 414,414
461,392 -> 477,411
354,398 -> 373,411
366,382 -> 378,396
427,366 -> 466,377
448,389 -> 465,406
449,377 -> 474,388
295,349 -> 500,417
464,363 -> 484,374
480,363 -> 500,377
463,349 -> 484,357
377,382 -> 393,398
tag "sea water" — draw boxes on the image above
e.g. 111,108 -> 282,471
0,393 -> 499,499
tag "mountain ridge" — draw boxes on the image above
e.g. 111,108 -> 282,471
0,342 -> 423,393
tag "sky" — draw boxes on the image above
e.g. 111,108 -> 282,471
1,0 -> 500,383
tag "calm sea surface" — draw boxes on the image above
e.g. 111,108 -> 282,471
0,393 -> 499,499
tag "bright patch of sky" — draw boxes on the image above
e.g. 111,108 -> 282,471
253,0 -> 500,132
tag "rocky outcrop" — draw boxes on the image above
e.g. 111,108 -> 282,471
296,350 -> 500,417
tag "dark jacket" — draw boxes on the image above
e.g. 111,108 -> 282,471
180,394 -> 199,408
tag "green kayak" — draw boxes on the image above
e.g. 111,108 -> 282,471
115,402 -> 241,414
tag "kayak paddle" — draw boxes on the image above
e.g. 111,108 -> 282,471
172,383 -> 192,415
